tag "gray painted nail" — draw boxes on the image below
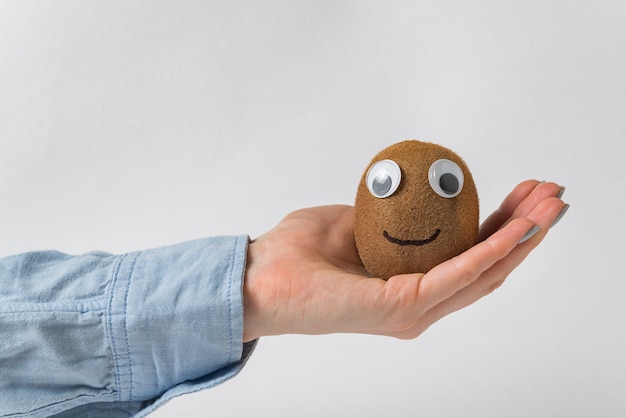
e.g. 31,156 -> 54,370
519,225 -> 541,244
551,204 -> 570,228
556,187 -> 566,199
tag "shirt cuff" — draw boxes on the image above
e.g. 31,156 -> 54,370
107,235 -> 255,412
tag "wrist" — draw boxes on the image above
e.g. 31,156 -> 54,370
243,239 -> 264,342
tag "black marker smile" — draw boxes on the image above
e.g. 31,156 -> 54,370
383,229 -> 441,246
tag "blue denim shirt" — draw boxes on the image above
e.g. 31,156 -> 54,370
0,236 -> 257,417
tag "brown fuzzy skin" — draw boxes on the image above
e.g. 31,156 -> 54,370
354,140 -> 479,279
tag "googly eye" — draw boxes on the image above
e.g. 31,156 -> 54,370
366,159 -> 401,198
428,159 -> 464,198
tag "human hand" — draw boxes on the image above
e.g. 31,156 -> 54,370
242,180 -> 568,342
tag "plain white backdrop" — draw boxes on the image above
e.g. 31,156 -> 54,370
1,1 -> 624,417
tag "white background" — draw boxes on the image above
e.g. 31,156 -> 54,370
1,1 -> 624,417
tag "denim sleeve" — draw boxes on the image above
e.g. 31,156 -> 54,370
0,235 -> 257,418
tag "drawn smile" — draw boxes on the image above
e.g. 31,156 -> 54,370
383,229 -> 441,246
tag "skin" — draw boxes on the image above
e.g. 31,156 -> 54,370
243,180 -> 567,342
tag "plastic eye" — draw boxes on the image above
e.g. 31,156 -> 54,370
366,159 -> 401,198
428,159 -> 464,198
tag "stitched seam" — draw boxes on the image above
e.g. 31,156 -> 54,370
123,252 -> 140,400
107,254 -> 126,401
227,237 -> 238,362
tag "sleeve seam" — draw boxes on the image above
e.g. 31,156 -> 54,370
106,251 -> 140,402
123,252 -> 140,400
226,238 -> 237,363
107,254 -> 126,401
227,235 -> 247,364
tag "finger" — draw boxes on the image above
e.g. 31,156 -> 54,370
413,217 -> 538,312
478,181 -> 563,242
477,180 -> 540,242
508,182 -> 564,221
420,197 -> 567,329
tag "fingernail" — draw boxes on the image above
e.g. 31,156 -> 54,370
519,225 -> 541,244
551,204 -> 569,228
556,186 -> 566,199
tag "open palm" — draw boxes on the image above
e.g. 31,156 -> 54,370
243,180 -> 566,342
